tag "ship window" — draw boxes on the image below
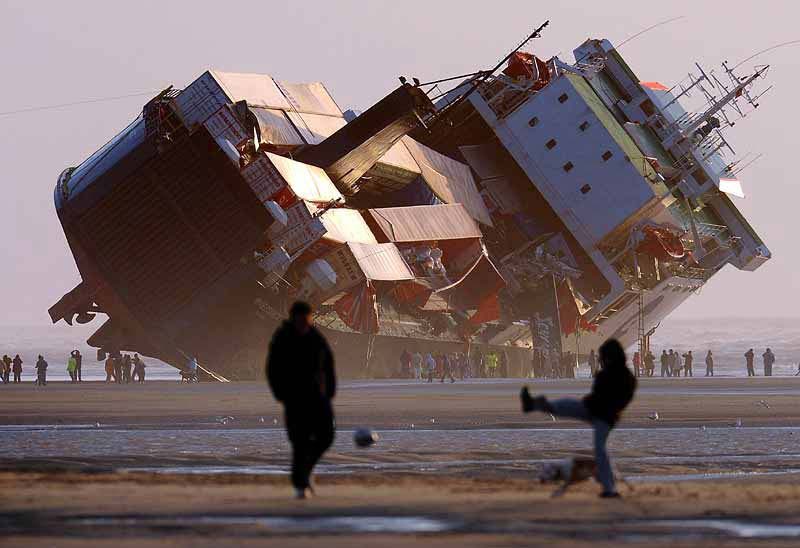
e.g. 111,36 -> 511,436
545,139 -> 557,150
563,161 -> 574,172
692,168 -> 710,185
579,121 -> 590,131
558,93 -> 569,103
640,98 -> 656,117
602,150 -> 613,162
580,184 -> 591,194
528,116 -> 539,127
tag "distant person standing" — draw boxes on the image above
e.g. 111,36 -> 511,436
588,349 -> 597,378
12,354 -> 22,383
133,353 -> 146,383
71,350 -> 83,382
35,355 -> 48,386
122,354 -> 133,383
705,350 -> 714,377
745,348 -> 755,377
521,339 -> 637,498
683,351 -> 693,377
267,301 -> 336,500
660,350 -> 669,377
399,349 -> 412,379
104,355 -> 114,382
499,351 -> 509,378
485,352 -> 498,378
632,351 -> 641,378
763,348 -> 775,377
113,356 -> 123,383
473,350 -> 485,379
67,354 -> 78,383
440,353 -> 455,383
1,354 -> 10,383
670,350 -> 682,377
424,352 -> 436,383
644,350 -> 655,377
411,351 -> 423,379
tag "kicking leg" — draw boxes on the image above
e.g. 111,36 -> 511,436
521,388 -> 591,422
592,419 -> 617,496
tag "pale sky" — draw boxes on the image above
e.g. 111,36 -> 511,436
0,0 -> 797,326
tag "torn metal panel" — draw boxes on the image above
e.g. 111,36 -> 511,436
403,138 -> 493,227
458,142 -> 507,179
265,152 -> 343,203
276,81 -> 343,116
317,208 -> 378,245
286,111 -> 348,145
250,108 -> 305,148
209,71 -> 290,110
297,84 -> 435,196
366,204 -> 483,243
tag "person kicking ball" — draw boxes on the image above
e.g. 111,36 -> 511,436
521,339 -> 636,498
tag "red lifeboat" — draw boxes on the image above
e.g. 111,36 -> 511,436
636,226 -> 686,262
503,52 -> 551,91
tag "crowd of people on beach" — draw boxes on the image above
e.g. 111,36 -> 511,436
0,349 -> 150,385
0,354 -> 24,383
397,349 -> 510,382
591,347 -> 779,378
0,354 -> 50,385
103,353 -> 147,383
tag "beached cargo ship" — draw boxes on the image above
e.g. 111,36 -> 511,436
49,29 -> 771,379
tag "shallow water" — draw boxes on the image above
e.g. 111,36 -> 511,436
72,515 -> 455,534
4,512 -> 800,540
4,424 -> 800,481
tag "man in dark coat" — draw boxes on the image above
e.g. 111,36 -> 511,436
763,348 -> 775,377
520,339 -> 637,498
12,354 -> 22,383
745,348 -> 755,377
35,355 -> 48,386
267,301 -> 336,499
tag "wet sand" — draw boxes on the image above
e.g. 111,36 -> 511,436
3,378 -> 800,546
3,376 -> 800,428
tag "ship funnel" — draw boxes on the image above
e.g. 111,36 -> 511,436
296,83 -> 435,196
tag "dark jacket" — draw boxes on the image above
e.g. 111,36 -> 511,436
583,362 -> 637,427
267,322 -> 336,405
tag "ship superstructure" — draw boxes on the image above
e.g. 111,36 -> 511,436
49,29 -> 771,378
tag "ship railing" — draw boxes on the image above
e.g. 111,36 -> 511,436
694,222 -> 729,240
478,74 -> 539,119
143,86 -> 184,147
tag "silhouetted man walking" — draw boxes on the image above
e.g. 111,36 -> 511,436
267,301 -> 336,499
520,339 -> 637,498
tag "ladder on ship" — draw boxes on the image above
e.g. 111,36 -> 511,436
637,291 -> 646,369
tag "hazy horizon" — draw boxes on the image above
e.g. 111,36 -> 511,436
1,1 -> 798,329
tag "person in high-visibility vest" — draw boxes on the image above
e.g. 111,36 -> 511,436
67,355 -> 78,383
485,352 -> 498,378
